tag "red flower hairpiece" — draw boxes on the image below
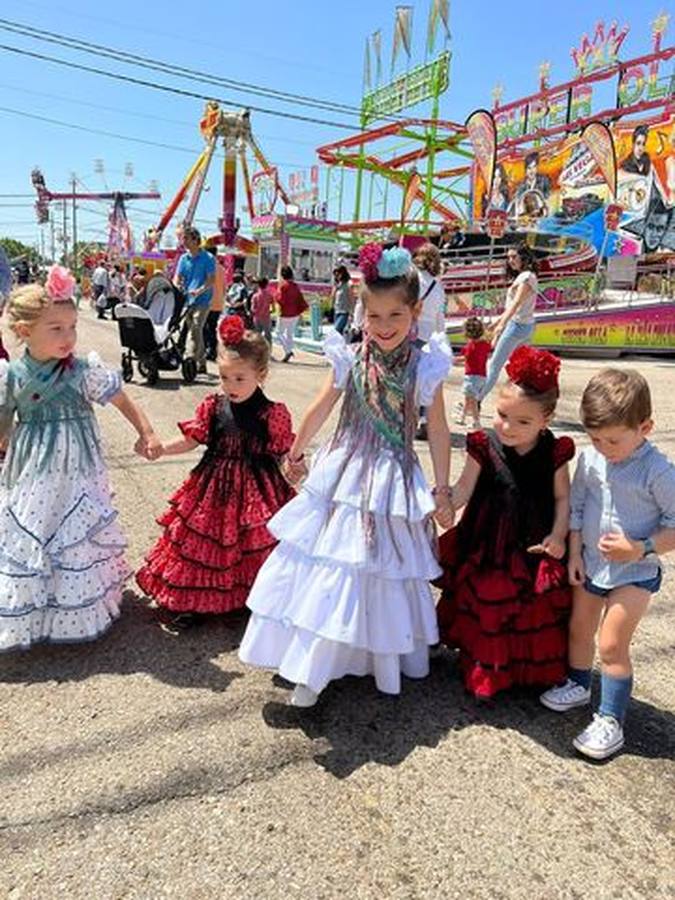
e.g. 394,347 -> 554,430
218,315 -> 246,347
506,345 -> 560,393
357,242 -> 383,283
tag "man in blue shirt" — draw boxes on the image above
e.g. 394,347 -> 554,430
174,226 -> 216,373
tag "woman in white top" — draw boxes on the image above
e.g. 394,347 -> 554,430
480,243 -> 539,400
414,243 -> 446,342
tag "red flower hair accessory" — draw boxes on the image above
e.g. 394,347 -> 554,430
506,345 -> 560,393
358,242 -> 383,283
218,315 -> 246,346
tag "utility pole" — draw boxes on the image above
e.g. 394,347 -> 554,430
71,173 -> 78,275
50,215 -> 55,262
61,199 -> 68,266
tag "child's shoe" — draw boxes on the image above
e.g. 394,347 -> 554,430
290,684 -> 319,707
573,713 -> 624,760
540,678 -> 591,712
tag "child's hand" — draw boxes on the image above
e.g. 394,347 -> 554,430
144,432 -> 163,461
568,553 -> 585,586
282,454 -> 308,486
433,494 -> 455,530
598,532 -> 642,563
529,534 -> 566,560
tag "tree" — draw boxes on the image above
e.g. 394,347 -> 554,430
0,237 -> 40,264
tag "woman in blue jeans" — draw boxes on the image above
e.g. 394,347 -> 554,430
480,243 -> 539,401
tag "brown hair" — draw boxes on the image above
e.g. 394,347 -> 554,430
5,284 -> 75,340
502,380 -> 559,418
361,268 -> 420,309
414,242 -> 442,276
464,316 -> 484,340
505,242 -> 539,280
581,368 -> 652,430
218,328 -> 270,375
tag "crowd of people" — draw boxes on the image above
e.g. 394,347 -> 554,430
0,238 -> 673,764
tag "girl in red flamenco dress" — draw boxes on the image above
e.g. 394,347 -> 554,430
436,345 -> 575,698
136,316 -> 295,630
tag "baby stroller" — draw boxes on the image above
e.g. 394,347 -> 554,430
116,273 -> 197,385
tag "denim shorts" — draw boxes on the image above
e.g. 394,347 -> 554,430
584,571 -> 662,598
463,374 -> 486,399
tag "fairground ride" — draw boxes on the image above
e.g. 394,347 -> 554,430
317,2 -> 473,245
449,13 -> 675,357
31,167 -> 160,266
144,102 -> 290,260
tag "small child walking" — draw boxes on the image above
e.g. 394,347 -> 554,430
239,243 -> 454,707
136,316 -> 295,630
0,266 -> 161,651
250,277 -> 274,345
437,345 -> 575,698
541,369 -> 675,759
457,316 -> 491,429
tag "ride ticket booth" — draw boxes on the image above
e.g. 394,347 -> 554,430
252,214 -> 340,340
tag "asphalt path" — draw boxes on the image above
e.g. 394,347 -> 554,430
1,310 -> 673,899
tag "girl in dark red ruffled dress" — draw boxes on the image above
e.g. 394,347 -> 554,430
436,345 -> 575,698
137,316 -> 294,630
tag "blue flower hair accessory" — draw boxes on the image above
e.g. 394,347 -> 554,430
377,246 -> 412,279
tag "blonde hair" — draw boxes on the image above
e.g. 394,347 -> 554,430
5,284 -> 75,340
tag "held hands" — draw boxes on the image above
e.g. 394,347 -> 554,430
134,432 -> 163,461
598,532 -> 643,564
281,453 -> 308,486
433,494 -> 455,530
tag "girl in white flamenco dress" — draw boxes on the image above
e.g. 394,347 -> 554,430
0,266 -> 160,651
239,244 -> 454,706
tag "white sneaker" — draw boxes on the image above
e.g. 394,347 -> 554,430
573,713 -> 624,760
289,684 -> 319,708
540,678 -> 591,712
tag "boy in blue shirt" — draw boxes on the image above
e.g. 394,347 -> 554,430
541,369 -> 675,759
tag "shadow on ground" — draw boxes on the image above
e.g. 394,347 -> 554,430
0,591 -> 246,694
261,652 -> 675,778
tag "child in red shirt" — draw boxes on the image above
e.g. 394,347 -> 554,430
251,277 -> 274,346
459,316 -> 491,429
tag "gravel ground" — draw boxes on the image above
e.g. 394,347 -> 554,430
1,311 -> 673,900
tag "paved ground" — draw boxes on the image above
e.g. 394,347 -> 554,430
1,311 -> 674,900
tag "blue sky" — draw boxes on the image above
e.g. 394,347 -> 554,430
0,0 -> 669,252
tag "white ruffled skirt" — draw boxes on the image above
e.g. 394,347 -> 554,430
239,444 -> 440,695
0,438 -> 130,652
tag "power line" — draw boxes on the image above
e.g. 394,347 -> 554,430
0,42 -> 357,130
0,79 -> 321,147
0,105 -> 315,170
0,18 -> 373,120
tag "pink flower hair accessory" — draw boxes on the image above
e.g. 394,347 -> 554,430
46,265 -> 76,301
357,242 -> 384,283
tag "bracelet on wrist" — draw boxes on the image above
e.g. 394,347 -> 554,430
288,453 -> 305,464
432,485 -> 453,498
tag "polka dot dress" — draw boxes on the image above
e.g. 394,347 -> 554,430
0,352 -> 131,652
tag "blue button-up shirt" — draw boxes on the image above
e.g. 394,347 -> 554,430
570,441 -> 675,589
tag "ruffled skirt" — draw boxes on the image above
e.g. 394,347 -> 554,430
436,527 -> 571,698
0,456 -> 129,652
136,459 -> 293,613
239,444 -> 440,695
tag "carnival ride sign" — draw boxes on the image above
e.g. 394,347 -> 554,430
361,50 -> 450,126
493,18 -> 674,147
251,169 -> 279,218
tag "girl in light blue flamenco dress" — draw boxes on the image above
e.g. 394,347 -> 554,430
0,266 -> 161,651
239,244 -> 454,707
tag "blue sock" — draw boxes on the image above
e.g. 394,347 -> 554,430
599,673 -> 633,723
568,667 -> 592,690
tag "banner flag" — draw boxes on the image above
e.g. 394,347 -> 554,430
465,108 -> 497,205
582,121 -> 618,198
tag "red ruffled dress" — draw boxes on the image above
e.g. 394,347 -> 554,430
436,429 -> 574,698
137,389 -> 294,613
